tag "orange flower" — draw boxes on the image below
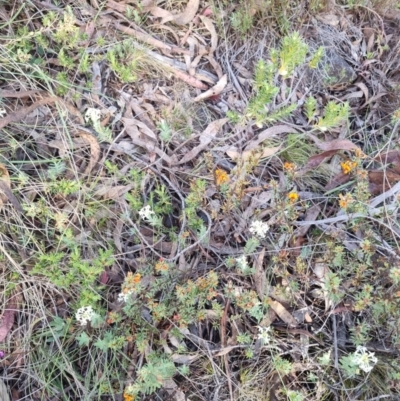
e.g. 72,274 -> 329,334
287,192 -> 299,203
126,272 -> 141,285
123,392 -> 134,401
283,162 -> 296,172
341,160 -> 357,175
214,168 -> 229,185
338,193 -> 354,209
155,258 -> 169,273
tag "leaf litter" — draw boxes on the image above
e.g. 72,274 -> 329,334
1,1 -> 400,400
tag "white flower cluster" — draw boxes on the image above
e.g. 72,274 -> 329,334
75,306 -> 96,326
236,255 -> 249,271
139,205 -> 155,221
85,107 -> 101,124
118,290 -> 134,303
257,326 -> 271,344
352,346 -> 378,373
249,220 -> 270,239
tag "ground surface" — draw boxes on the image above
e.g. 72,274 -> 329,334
1,0 -> 400,400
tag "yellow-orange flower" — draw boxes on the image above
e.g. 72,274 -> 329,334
214,168 -> 229,185
155,258 -> 169,273
283,162 -> 296,172
126,272 -> 141,285
287,192 -> 299,203
123,392 -> 134,401
341,160 -> 357,175
338,193 -> 354,209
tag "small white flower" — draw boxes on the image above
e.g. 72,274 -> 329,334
257,326 -> 271,344
236,255 -> 249,271
249,220 -> 270,239
0,108 -> 6,118
85,107 -> 101,124
353,346 -> 377,373
118,290 -> 133,303
76,306 -> 96,326
139,205 -> 155,221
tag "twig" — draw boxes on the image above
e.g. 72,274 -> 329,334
220,298 -> 234,401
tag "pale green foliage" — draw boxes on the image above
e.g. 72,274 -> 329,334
309,46 -> 324,69
273,356 -> 293,375
304,96 -> 317,122
278,31 -> 308,76
314,101 -> 349,131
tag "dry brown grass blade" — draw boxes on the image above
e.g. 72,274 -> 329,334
268,299 -> 298,327
193,74 -> 227,102
176,118 -> 228,164
0,96 -> 57,130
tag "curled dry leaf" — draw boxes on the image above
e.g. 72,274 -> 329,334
93,185 -> 133,200
193,74 -> 227,102
268,298 -> 298,327
176,118 -> 228,164
76,131 -> 101,175
200,15 -> 218,53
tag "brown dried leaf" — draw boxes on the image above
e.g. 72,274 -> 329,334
174,0 -> 199,25
268,298 -> 298,327
245,125 -> 296,151
368,170 -> 400,195
253,248 -> 266,299
306,133 -> 360,152
324,172 -> 352,191
296,205 -> 321,237
193,74 -> 227,102
0,300 -> 16,342
93,185 -> 133,200
374,150 -> 400,173
299,150 -> 339,174
76,131 -> 100,175
0,97 -> 56,130
177,118 -> 228,164
200,15 -> 218,53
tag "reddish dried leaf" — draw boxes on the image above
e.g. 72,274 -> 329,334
307,133 -> 360,152
368,170 -> 400,195
374,150 -> 400,173
0,300 -> 16,342
324,172 -> 352,191
302,150 -> 339,171
253,248 -> 266,299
